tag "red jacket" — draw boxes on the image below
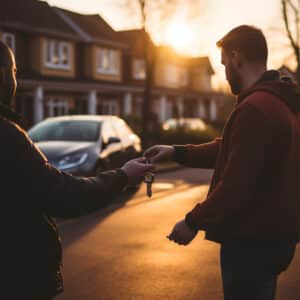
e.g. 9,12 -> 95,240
175,71 -> 300,243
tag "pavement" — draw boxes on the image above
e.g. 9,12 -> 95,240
154,161 -> 183,173
56,167 -> 300,300
56,162 -> 187,227
57,168 -> 218,300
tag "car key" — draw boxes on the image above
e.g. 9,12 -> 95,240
144,172 -> 154,197
144,159 -> 154,197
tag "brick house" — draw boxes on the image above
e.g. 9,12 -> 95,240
0,0 -> 223,130
0,0 -> 84,128
117,29 -> 218,123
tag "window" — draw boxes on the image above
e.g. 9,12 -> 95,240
45,98 -> 69,118
28,120 -> 100,142
98,100 -> 119,115
165,64 -> 181,85
180,68 -> 189,86
2,33 -> 15,53
97,48 -> 120,75
44,40 -> 71,70
133,59 -> 146,80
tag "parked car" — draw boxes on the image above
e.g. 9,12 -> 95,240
162,117 -> 207,131
27,115 -> 142,176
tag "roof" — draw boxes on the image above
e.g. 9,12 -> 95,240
116,29 -> 154,55
56,8 -> 128,48
116,29 -> 145,43
154,46 -> 215,74
0,0 -> 79,40
187,57 -> 215,75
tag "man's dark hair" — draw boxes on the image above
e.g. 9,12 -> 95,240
216,25 -> 268,64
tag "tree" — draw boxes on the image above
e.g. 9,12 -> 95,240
119,0 -> 205,147
139,0 -> 154,148
281,0 -> 300,81
132,0 -> 176,148
117,0 -> 177,147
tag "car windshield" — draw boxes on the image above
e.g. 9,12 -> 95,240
28,120 -> 101,142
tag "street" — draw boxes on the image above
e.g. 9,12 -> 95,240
56,168 -> 300,300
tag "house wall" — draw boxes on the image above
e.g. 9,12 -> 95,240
191,67 -> 212,92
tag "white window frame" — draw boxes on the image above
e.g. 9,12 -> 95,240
46,98 -> 69,117
99,100 -> 119,115
2,33 -> 16,54
44,39 -> 71,70
133,58 -> 146,80
96,48 -> 120,75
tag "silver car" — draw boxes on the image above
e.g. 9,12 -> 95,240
28,115 -> 142,176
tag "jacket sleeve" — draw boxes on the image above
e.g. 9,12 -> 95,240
185,104 -> 275,231
173,138 -> 222,169
8,122 -> 128,219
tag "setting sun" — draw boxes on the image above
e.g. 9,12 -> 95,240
164,22 -> 194,54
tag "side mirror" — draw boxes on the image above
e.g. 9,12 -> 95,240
107,136 -> 121,144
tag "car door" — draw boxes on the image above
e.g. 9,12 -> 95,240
100,119 -> 124,169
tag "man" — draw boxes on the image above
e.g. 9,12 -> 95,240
0,41 -> 154,300
145,25 -> 300,300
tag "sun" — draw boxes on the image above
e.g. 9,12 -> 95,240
165,22 -> 194,54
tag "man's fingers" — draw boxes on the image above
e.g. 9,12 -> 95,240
131,157 -> 155,169
138,161 -> 155,170
168,229 -> 178,241
167,234 -> 186,245
144,146 -> 158,158
133,156 -> 155,166
144,149 -> 165,163
134,157 -> 147,163
167,232 -> 175,241
149,153 -> 163,163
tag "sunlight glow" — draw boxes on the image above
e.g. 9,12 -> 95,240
164,22 -> 194,54
45,0 -> 281,90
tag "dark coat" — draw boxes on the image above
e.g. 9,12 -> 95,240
0,105 -> 128,296
175,71 -> 300,243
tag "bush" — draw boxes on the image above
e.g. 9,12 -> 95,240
124,114 -> 142,136
125,114 -> 221,150
158,124 -> 220,145
124,113 -> 162,149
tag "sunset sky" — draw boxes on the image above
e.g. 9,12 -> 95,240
45,0 -> 289,90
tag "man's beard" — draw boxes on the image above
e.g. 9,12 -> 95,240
0,84 -> 15,108
227,63 -> 242,95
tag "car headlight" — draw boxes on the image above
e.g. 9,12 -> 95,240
58,152 -> 88,170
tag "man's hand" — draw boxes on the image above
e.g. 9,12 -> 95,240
121,157 -> 154,186
144,145 -> 175,163
167,219 -> 198,246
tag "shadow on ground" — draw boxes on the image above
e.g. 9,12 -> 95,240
57,167 -> 213,248
57,186 -> 141,248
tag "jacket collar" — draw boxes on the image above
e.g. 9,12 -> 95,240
237,70 -> 280,104
237,70 -> 300,113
